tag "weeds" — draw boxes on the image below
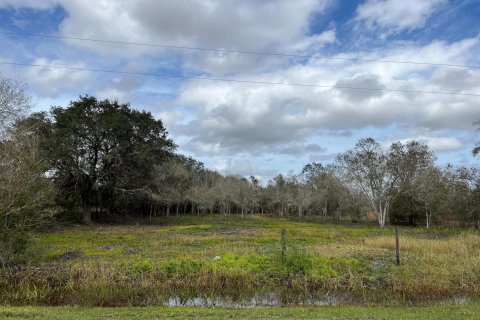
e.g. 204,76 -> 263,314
1,215 -> 478,306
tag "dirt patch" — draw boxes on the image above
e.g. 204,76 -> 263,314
56,250 -> 82,260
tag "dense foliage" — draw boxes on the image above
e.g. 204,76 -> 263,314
29,96 -> 176,223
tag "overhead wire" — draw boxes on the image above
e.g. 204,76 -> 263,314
1,60 -> 479,97
1,31 -> 479,70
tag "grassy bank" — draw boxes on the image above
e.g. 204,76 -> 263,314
2,305 -> 480,320
1,215 -> 479,306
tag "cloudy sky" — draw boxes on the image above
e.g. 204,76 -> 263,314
0,0 -> 479,180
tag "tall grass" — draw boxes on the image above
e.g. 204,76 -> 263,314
1,215 -> 478,306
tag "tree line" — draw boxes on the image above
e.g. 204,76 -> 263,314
1,73 -> 480,264
146,142 -> 480,230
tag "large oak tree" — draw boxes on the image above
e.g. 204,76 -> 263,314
33,96 -> 176,223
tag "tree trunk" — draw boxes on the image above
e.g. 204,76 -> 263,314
375,200 -> 388,228
166,205 -> 170,217
377,208 -> 385,228
321,206 -> 327,216
83,204 -> 92,224
176,203 -> 179,216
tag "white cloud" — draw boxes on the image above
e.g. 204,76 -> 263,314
432,68 -> 480,91
335,74 -> 385,100
0,0 -> 58,9
213,158 -> 277,180
355,0 -> 447,34
174,36 -> 480,157
0,0 -> 335,75
275,143 -> 327,155
155,110 -> 185,129
8,0 -> 325,59
396,136 -> 464,153
425,136 -> 463,152
0,0 -> 478,167
25,58 -> 91,97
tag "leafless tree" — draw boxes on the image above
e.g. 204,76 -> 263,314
0,125 -> 54,266
0,74 -> 30,139
338,138 -> 434,228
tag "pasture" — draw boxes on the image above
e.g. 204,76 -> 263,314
1,215 -> 479,308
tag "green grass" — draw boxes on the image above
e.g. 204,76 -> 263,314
2,305 -> 480,319
1,214 -> 479,306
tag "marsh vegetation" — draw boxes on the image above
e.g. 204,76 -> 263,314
1,215 -> 479,307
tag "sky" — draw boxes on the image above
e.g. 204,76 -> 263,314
0,0 -> 479,181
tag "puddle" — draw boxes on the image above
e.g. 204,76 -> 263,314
165,292 -> 341,307
443,295 -> 470,305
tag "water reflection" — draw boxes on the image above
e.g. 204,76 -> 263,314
165,292 -> 341,307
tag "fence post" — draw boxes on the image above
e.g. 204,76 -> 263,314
281,229 -> 286,262
395,226 -> 400,266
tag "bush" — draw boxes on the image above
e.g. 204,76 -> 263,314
0,126 -> 54,267
390,194 -> 423,226
0,231 -> 29,267
275,244 -> 336,279
129,259 -> 154,276
162,259 -> 204,277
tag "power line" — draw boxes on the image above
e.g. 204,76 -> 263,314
1,31 -> 479,70
2,60 -> 480,97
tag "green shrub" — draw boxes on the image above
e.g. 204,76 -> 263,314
162,259 -> 204,277
282,248 -> 314,275
0,231 -> 29,267
129,259 -> 153,276
277,244 -> 336,279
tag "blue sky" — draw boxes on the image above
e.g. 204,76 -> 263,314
0,0 -> 479,181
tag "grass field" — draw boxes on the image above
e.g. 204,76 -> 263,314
2,305 -> 480,320
1,215 -> 479,307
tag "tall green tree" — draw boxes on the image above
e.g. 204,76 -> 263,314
35,96 -> 175,223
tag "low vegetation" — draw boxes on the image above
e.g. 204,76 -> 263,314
1,215 -> 478,307
2,304 -> 480,320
